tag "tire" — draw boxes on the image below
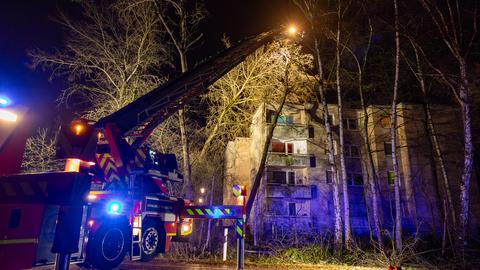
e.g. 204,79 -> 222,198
140,219 -> 165,262
85,220 -> 129,270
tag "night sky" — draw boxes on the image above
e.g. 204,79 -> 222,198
0,0 -> 301,130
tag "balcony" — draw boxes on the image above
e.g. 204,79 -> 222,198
270,124 -> 309,139
267,153 -> 313,167
266,184 -> 313,199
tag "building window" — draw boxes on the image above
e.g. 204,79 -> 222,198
271,171 -> 287,184
308,125 -> 315,138
269,171 -> 296,185
326,170 -> 333,184
384,142 -> 392,155
347,173 -> 364,186
287,171 -> 296,185
270,140 -> 294,154
309,156 -> 317,168
272,114 -> 294,125
288,203 -> 296,216
267,199 -> 284,216
387,171 -> 395,186
344,144 -> 360,158
342,118 -> 358,130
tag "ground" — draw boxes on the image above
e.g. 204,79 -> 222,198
38,260 -> 384,270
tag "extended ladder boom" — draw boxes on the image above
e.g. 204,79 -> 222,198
95,30 -> 282,148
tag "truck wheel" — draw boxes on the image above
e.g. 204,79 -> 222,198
86,221 -> 129,269
141,219 -> 165,262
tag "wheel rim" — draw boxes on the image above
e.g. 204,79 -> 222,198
101,228 -> 124,261
142,227 -> 159,255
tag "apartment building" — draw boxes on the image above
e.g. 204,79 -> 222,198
224,102 -> 480,242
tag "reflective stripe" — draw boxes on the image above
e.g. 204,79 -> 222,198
0,238 -> 38,245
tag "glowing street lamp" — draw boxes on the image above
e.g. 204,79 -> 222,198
198,198 -> 204,204
200,187 -> 206,194
288,25 -> 297,35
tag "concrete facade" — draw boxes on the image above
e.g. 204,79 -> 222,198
224,102 -> 480,242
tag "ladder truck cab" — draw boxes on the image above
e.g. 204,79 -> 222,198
56,119 -> 193,269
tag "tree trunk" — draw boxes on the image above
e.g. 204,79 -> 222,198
410,42 -> 456,236
245,63 -> 292,223
359,74 -> 383,251
391,0 -> 402,253
458,57 -> 474,255
313,36 -> 343,251
202,175 -> 215,254
178,50 -> 193,199
335,4 -> 351,248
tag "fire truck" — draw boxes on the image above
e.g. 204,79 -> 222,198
0,28 -> 294,269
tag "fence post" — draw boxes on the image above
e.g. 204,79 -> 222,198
223,227 -> 228,262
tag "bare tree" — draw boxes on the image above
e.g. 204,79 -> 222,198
341,17 -> 384,250
391,0 -> 403,253
154,0 -> 207,199
244,40 -> 315,224
415,0 -> 477,256
22,129 -> 63,173
293,0 -> 343,251
402,40 -> 456,254
30,0 -> 168,120
333,0 -> 352,249
200,41 -> 305,158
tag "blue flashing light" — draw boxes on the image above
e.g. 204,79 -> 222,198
0,96 -> 11,106
107,201 -> 123,215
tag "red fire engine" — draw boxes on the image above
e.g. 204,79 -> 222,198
0,28 -> 294,270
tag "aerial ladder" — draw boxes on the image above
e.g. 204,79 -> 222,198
0,27 -> 297,270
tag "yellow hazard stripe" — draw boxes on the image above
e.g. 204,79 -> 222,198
186,209 -> 194,215
166,233 -> 176,236
195,209 -> 204,215
205,209 -> 213,216
0,238 -> 38,245
236,226 -> 243,236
